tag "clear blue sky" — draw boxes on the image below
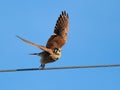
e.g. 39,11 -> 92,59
0,0 -> 120,90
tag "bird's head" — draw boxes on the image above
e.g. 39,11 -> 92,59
49,48 -> 62,60
53,48 -> 62,55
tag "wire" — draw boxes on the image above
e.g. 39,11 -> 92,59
0,64 -> 120,73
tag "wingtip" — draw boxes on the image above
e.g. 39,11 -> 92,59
61,10 -> 69,18
16,35 -> 20,39
62,10 -> 66,13
16,35 -> 25,41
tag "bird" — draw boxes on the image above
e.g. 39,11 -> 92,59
17,11 -> 69,69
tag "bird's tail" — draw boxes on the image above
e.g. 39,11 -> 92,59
29,53 -> 41,56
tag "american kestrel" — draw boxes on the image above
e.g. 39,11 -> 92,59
17,11 -> 69,69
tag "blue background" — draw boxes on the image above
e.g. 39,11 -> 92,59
0,0 -> 120,90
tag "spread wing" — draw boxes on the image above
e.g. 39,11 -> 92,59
16,36 -> 53,54
17,11 -> 69,53
46,11 -> 69,49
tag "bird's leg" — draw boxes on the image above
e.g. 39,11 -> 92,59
39,64 -> 45,69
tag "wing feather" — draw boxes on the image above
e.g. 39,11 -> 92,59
16,36 -> 52,54
54,11 -> 69,37
17,11 -> 69,53
46,11 -> 69,49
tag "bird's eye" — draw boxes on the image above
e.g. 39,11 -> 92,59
53,48 -> 61,55
54,48 -> 58,53
54,48 -> 61,55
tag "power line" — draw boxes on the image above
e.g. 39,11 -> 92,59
0,64 -> 120,73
